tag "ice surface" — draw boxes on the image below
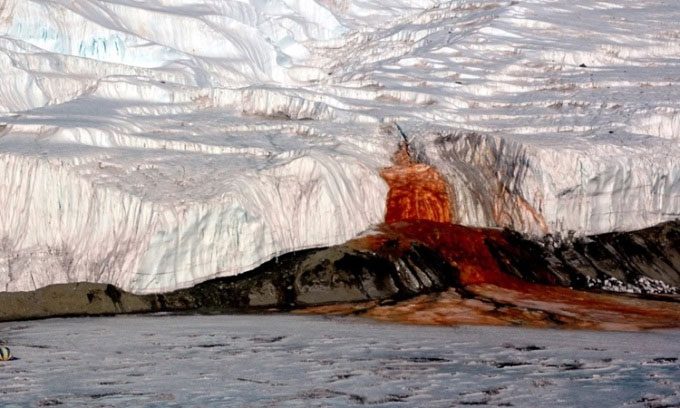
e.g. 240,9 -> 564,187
1,0 -> 679,292
0,315 -> 679,407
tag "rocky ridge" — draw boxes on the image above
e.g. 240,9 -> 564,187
1,219 -> 678,328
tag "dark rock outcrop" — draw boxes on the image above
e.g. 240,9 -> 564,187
493,220 -> 680,293
0,283 -> 156,321
0,220 -> 677,322
0,242 -> 458,321
158,242 -> 458,312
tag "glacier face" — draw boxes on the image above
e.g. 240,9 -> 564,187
1,0 -> 679,293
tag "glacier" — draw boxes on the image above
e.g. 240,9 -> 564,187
0,0 -> 679,293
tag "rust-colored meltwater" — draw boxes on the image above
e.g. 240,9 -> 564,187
380,144 -> 453,224
300,143 -> 680,331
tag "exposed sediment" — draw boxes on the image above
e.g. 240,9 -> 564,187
298,219 -> 680,331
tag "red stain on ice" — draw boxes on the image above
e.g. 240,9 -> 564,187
380,144 -> 453,224
335,143 -> 680,330
379,144 -> 514,286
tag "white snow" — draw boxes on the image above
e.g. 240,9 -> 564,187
1,315 -> 679,407
586,276 -> 677,295
1,0 -> 679,292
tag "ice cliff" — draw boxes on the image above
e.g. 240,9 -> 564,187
1,0 -> 678,293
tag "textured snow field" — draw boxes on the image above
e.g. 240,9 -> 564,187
1,315 -> 679,407
2,0 -> 680,294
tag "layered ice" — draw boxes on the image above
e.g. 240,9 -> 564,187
1,0 -> 679,292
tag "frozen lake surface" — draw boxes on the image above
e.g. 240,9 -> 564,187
1,314 -> 679,407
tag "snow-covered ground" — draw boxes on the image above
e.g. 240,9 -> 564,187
1,0 -> 679,293
0,315 -> 678,407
